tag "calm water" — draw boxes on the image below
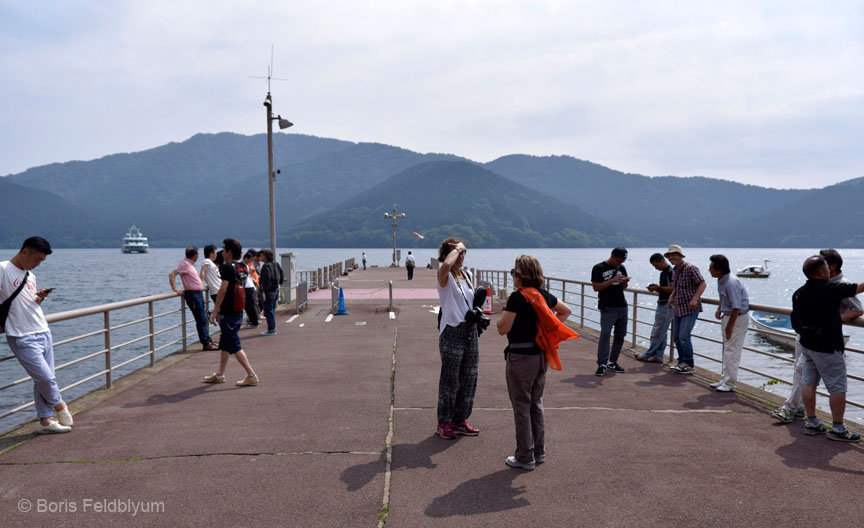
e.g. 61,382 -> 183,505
2,247 -> 863,432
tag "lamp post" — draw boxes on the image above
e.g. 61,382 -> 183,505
384,204 -> 406,267
263,92 -> 293,255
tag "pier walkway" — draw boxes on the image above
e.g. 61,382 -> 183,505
2,267 -> 863,527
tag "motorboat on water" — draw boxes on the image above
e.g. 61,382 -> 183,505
122,226 -> 149,253
750,310 -> 849,349
737,259 -> 770,278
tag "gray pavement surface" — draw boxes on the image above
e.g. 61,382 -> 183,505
2,266 -> 863,527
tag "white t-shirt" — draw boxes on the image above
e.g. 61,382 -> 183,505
0,261 -> 50,337
406,254 -> 415,266
202,258 -> 222,294
437,269 -> 475,334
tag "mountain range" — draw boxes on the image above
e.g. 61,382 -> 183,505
0,132 -> 858,248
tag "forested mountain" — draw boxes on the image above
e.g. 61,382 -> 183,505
485,155 -> 809,246
281,161 -> 632,248
0,132 -> 858,248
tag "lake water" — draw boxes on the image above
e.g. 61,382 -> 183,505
2,247 -> 863,432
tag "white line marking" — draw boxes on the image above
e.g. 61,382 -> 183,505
325,314 -> 334,323
389,312 -> 396,320
286,315 -> 299,323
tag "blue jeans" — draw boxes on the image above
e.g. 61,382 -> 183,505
8,332 -> 62,418
598,306 -> 628,365
673,311 -> 699,364
263,289 -> 278,332
642,302 -> 673,360
184,291 -> 212,346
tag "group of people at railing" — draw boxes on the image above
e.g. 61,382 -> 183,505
431,238 -> 861,472
593,245 -> 861,443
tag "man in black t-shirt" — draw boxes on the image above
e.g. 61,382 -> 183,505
591,247 -> 631,376
203,238 -> 260,387
790,256 -> 864,442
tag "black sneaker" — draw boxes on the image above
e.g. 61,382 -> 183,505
672,363 -> 694,375
595,365 -> 606,377
804,422 -> 827,436
827,428 -> 861,442
606,362 -> 625,373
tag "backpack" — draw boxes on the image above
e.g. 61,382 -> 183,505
0,271 -> 29,334
232,262 -> 249,312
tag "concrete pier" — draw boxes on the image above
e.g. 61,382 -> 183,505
1,267 -> 862,527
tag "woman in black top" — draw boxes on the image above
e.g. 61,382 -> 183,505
496,255 -> 571,470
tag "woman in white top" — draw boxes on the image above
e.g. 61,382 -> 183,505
435,237 -> 481,440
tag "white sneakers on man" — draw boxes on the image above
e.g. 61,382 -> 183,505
37,420 -> 71,434
715,384 -> 735,392
57,407 -> 74,427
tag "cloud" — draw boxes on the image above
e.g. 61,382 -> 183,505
0,1 -> 862,189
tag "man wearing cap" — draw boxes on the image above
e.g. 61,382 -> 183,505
665,245 -> 706,375
591,247 -> 631,376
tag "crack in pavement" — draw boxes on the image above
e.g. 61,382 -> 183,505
393,406 -> 753,414
0,450 -> 382,466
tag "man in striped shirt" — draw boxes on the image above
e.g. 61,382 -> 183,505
665,245 -> 706,375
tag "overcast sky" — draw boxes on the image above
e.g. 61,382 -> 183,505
1,1 -> 862,189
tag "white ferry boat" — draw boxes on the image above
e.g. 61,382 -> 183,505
122,226 -> 149,253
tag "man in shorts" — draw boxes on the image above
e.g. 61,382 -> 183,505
203,238 -> 259,387
790,255 -> 863,442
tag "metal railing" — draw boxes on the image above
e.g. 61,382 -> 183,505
0,292 -> 210,425
476,269 -> 864,412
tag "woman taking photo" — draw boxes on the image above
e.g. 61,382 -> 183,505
435,237 -> 481,440
497,255 -> 573,470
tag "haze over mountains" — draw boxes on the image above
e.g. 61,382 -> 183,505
0,132 -> 858,248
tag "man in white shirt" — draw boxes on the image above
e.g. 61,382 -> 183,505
405,251 -> 416,280
0,237 -> 73,434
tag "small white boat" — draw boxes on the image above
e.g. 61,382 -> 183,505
122,226 -> 149,254
737,259 -> 771,278
750,310 -> 849,349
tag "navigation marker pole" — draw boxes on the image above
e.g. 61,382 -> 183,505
384,204 -> 406,267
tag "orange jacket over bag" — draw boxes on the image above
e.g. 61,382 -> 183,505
518,287 -> 580,370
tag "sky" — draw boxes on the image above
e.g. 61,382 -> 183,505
1,1 -> 862,189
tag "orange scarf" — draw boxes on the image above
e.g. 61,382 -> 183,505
518,287 -> 580,370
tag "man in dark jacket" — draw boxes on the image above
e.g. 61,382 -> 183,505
791,255 -> 864,442
258,249 -> 283,336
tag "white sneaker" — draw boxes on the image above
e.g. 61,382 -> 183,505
56,407 -> 74,427
710,381 -> 723,388
715,384 -> 734,392
505,456 -> 535,470
37,420 -> 71,434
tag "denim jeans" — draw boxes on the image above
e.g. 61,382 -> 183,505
673,311 -> 699,364
184,291 -> 212,346
7,332 -> 62,418
598,306 -> 628,365
263,289 -> 278,332
642,302 -> 673,360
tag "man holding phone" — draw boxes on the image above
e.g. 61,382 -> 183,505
1,236 -> 73,434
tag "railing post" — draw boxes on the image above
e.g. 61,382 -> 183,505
104,311 -> 112,389
148,301 -> 155,367
561,281 -> 566,306
181,295 -> 187,351
632,291 -> 638,347
389,281 -> 393,312
580,284 -> 585,327
669,317 -> 676,364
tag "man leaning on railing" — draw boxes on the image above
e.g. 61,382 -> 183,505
169,246 -> 219,351
1,237 -> 74,434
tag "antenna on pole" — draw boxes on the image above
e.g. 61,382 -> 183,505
249,45 -> 290,92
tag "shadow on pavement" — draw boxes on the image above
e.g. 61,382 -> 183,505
341,435 -> 459,492
120,384 -> 229,408
774,424 -> 864,476
424,468 -> 530,518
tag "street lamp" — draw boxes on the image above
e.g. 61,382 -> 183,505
263,92 -> 293,255
384,204 -> 406,267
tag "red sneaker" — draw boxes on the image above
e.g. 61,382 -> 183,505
452,420 -> 480,436
436,422 -> 457,440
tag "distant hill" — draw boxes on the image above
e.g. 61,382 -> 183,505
1,132 -> 859,248
484,155 -> 810,246
281,161 -> 634,248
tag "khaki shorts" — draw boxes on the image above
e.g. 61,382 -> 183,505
801,345 -> 847,394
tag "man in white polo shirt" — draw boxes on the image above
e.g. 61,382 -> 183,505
1,237 -> 73,434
